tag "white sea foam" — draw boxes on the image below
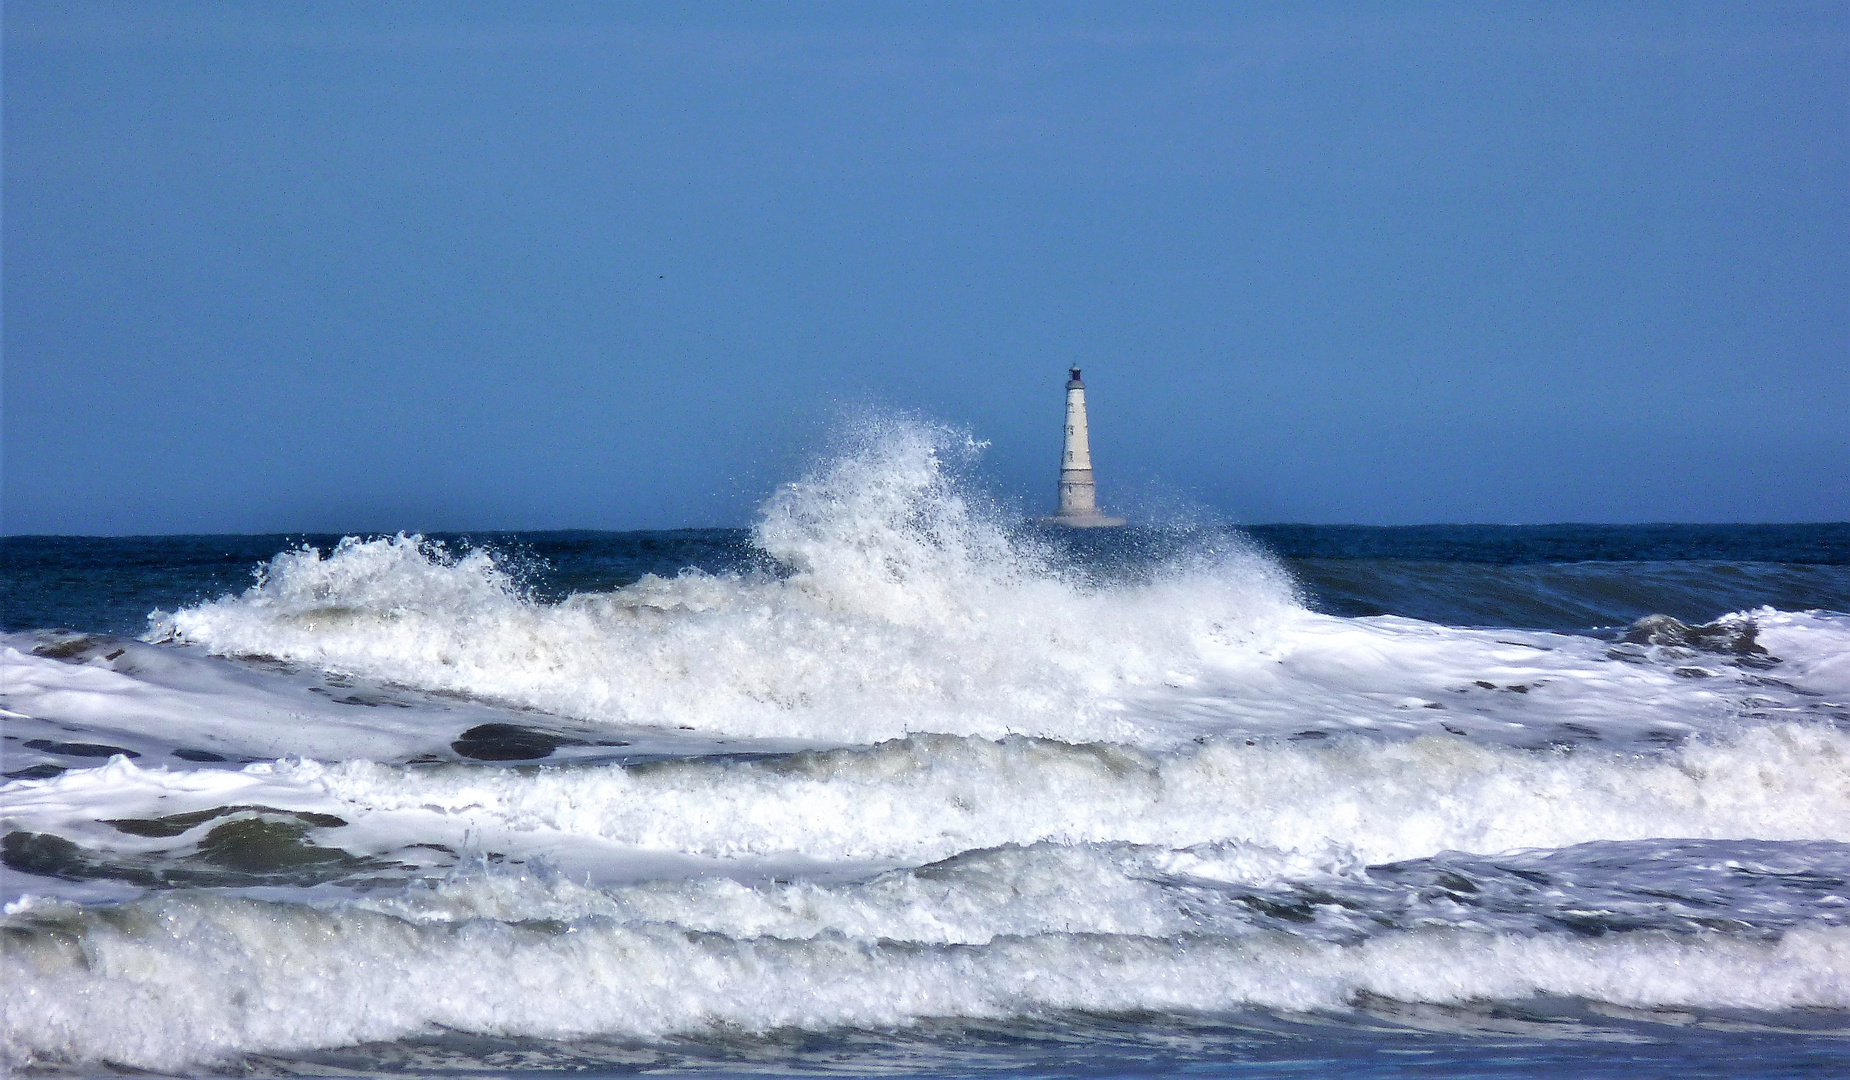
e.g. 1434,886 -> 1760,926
8,722 -> 1848,885
0,639 -> 463,764
295,722 -> 1850,867
6,881 -> 1848,1070
353,835 -> 1850,947
139,421 -> 1850,748
0,633 -> 812,772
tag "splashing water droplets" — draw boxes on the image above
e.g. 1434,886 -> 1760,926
152,420 -> 1299,743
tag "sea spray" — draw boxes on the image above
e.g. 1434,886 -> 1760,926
151,421 -> 1301,743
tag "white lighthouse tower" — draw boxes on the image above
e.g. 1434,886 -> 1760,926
1050,367 -> 1125,527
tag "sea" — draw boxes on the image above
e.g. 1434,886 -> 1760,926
4,422 -> 1850,1078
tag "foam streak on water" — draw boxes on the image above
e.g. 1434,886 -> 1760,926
3,420 -> 1850,1074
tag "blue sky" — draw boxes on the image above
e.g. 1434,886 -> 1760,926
4,2 -> 1846,533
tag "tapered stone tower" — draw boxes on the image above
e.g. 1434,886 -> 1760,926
1050,368 -> 1125,527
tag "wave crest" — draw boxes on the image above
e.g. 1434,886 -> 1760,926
150,421 -> 1299,742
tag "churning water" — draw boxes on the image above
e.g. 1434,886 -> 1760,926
4,421 -> 1849,1077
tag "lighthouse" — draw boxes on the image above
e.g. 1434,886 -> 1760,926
1050,368 -> 1126,527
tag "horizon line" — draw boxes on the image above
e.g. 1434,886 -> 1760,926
4,521 -> 1848,541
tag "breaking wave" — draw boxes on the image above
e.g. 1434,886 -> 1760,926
151,421 -> 1301,744
144,421 -> 1850,748
7,877 -> 1849,1071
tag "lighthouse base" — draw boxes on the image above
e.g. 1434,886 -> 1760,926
1041,512 -> 1127,528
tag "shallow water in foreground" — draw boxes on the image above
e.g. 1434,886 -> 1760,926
3,426 -> 1849,1077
